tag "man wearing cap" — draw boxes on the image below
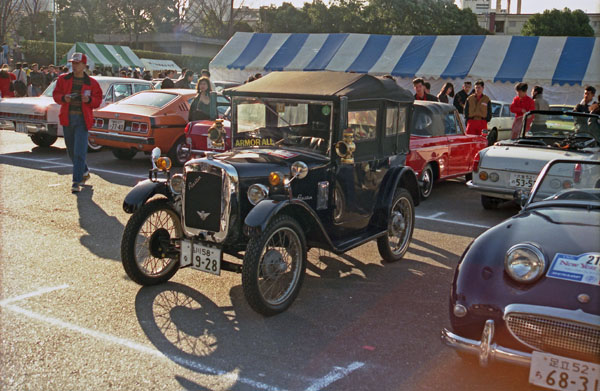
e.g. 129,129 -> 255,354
53,52 -> 102,193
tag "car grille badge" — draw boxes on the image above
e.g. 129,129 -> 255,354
197,211 -> 210,221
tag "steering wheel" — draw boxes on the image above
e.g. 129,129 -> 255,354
554,190 -> 600,201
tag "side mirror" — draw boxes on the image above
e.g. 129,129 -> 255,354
513,189 -> 530,208
290,161 -> 308,180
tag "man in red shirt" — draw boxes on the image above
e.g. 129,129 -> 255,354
509,82 -> 535,139
53,53 -> 102,193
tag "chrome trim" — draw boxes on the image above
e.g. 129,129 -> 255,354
466,180 -> 516,197
504,242 -> 546,283
503,304 -> 600,331
89,131 -> 155,144
441,324 -> 532,367
182,158 -> 239,242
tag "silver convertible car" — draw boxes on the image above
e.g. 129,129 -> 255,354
468,110 -> 600,209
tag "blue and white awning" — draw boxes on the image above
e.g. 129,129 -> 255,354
210,33 -> 599,86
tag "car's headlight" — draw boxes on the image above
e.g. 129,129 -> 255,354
247,184 -> 269,205
169,174 -> 184,194
504,243 -> 546,283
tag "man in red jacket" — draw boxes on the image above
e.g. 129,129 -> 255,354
53,53 -> 102,193
509,82 -> 535,139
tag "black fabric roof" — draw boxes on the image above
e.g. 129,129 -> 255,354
413,101 -> 456,114
225,71 -> 414,103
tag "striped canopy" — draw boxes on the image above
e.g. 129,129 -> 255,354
210,33 -> 600,86
63,42 -> 144,70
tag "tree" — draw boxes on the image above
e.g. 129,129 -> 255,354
106,0 -> 162,44
0,0 -> 23,41
522,8 -> 594,37
56,0 -> 118,42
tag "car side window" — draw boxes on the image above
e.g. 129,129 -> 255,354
114,84 -> 133,102
134,83 -> 151,93
501,104 -> 512,117
412,107 -> 433,136
491,102 -> 501,118
104,86 -> 114,102
445,113 -> 458,135
349,109 -> 377,141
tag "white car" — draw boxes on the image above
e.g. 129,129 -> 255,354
0,76 -> 153,149
468,110 -> 600,209
486,100 -> 514,144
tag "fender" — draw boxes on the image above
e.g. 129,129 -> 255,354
371,166 -> 420,228
243,199 -> 336,250
123,179 -> 173,214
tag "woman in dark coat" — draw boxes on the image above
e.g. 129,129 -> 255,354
437,82 -> 454,103
188,77 -> 212,122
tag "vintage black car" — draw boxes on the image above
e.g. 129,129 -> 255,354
119,71 -> 420,316
442,159 -> 600,390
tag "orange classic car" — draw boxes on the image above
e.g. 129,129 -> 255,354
89,89 -> 197,165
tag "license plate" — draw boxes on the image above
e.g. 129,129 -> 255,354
510,173 -> 536,188
108,119 -> 124,131
15,122 -> 28,133
529,351 -> 600,391
179,240 -> 221,275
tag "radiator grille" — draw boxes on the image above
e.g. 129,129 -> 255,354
184,170 -> 222,232
505,313 -> 600,363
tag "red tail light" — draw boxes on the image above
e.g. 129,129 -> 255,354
184,123 -> 190,135
131,122 -> 140,132
472,152 -> 481,172
573,163 -> 582,184
93,118 -> 104,128
139,123 -> 148,132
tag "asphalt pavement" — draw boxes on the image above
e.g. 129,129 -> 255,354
0,131 -> 538,391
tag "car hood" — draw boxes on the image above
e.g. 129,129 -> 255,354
96,104 -> 160,118
480,144 -> 597,173
0,96 -> 56,115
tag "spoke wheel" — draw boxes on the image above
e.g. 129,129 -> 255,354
377,188 -> 415,262
121,199 -> 182,285
420,165 -> 434,199
242,215 -> 306,316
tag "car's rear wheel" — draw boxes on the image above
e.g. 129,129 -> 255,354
420,165 -> 434,199
121,199 -> 181,285
242,215 -> 307,316
30,133 -> 57,147
481,195 -> 501,210
112,148 -> 137,160
168,137 -> 188,167
87,139 -> 103,152
377,188 -> 415,262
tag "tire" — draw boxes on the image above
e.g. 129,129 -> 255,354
481,195 -> 501,210
121,198 -> 182,285
487,128 -> 498,146
377,188 -> 415,262
112,148 -> 137,160
87,139 -> 103,152
465,173 -> 473,182
168,137 -> 188,167
30,133 -> 57,147
420,165 -> 434,199
242,215 -> 307,316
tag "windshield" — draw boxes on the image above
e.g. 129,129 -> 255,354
519,111 -> 600,149
529,160 -> 600,204
117,92 -> 177,107
233,97 -> 332,155
42,80 -> 57,97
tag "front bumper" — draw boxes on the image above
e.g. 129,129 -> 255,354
441,320 -> 532,367
466,180 -> 516,200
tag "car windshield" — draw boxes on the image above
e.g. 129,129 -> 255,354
117,92 -> 177,107
42,80 -> 57,97
233,97 -> 332,155
529,160 -> 600,204
520,111 -> 600,149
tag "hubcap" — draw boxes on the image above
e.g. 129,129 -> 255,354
387,197 -> 412,255
261,249 -> 287,279
149,228 -> 171,258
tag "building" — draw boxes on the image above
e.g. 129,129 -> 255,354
461,0 -> 492,15
94,33 -> 226,58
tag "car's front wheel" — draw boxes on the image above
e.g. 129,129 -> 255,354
481,195 -> 502,210
30,133 -> 57,147
121,199 -> 182,285
112,148 -> 137,160
242,215 -> 307,316
420,165 -> 434,199
377,188 -> 415,262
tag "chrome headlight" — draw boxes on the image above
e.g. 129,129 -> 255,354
169,174 -> 184,195
247,183 -> 269,205
504,243 -> 546,283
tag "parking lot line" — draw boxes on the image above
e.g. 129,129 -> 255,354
305,362 -> 365,391
0,284 -> 69,306
0,154 -> 146,179
416,214 -> 492,229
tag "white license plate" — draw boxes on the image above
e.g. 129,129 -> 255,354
108,119 -> 124,131
510,173 -> 536,188
15,122 -> 29,133
529,351 -> 600,391
179,240 -> 221,275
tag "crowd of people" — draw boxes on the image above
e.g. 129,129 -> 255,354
410,77 -> 599,138
0,62 -> 65,98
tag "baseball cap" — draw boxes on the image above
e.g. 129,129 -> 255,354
69,52 -> 87,65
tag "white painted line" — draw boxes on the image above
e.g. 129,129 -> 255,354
44,158 -> 63,161
0,284 -> 69,306
0,154 -> 146,179
416,215 -> 491,229
427,212 -> 445,218
4,303 -> 286,391
305,362 -> 365,391
41,165 -> 68,169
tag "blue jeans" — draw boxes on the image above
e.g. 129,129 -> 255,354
63,114 -> 89,184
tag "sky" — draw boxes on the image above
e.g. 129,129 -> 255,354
237,0 -> 600,13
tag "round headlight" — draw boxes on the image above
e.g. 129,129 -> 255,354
504,243 -> 545,283
169,174 -> 184,195
489,172 -> 499,182
247,184 -> 269,205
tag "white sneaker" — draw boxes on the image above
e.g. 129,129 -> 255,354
71,183 -> 81,193
81,171 -> 90,185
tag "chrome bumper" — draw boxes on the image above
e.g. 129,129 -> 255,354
180,145 -> 224,157
89,130 -> 154,145
466,180 -> 516,200
441,320 -> 532,367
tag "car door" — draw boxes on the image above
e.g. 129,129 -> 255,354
446,110 -> 471,175
331,102 -> 384,238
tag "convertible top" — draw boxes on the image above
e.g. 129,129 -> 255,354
225,71 -> 414,103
